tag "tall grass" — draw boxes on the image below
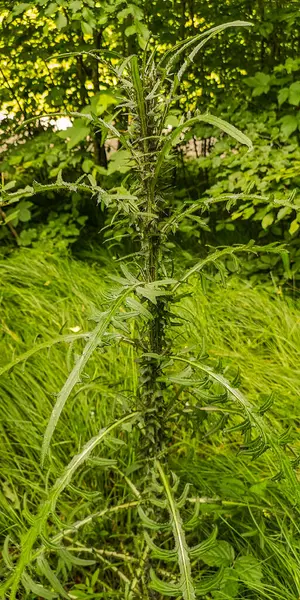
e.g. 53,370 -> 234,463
0,251 -> 135,540
0,250 -> 299,598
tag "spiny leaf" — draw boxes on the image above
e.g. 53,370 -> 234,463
144,531 -> 177,561
3,536 -> 13,570
125,296 -> 153,319
150,569 -> 181,597
171,356 -> 267,441
189,527 -> 218,559
156,461 -> 196,600
176,484 -> 190,508
158,21 -> 252,72
184,502 -> 201,531
171,355 -> 300,503
173,243 -> 284,290
137,506 -> 169,531
58,547 -> 96,567
153,115 -> 253,191
177,22 -> 252,83
258,392 -> 274,415
194,568 -> 225,595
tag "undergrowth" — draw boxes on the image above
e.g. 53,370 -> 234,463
0,251 -> 299,599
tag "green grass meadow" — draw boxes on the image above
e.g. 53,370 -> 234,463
1,251 -> 300,599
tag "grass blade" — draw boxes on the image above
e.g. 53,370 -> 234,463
0,333 -> 90,377
41,287 -> 135,464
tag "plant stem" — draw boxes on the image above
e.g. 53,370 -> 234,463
135,63 -> 167,456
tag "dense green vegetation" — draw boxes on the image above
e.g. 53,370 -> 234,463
0,2 -> 300,599
0,253 -> 299,598
1,0 -> 300,285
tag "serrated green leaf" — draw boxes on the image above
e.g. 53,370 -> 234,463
200,541 -> 235,567
212,568 -> 239,599
234,555 -> 263,587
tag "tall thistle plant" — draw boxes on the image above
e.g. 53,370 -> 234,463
1,20 -> 299,600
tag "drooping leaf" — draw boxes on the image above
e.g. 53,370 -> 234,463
37,555 -> 70,598
21,573 -> 57,600
153,115 -> 252,191
58,547 -> 96,567
138,506 -> 169,531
